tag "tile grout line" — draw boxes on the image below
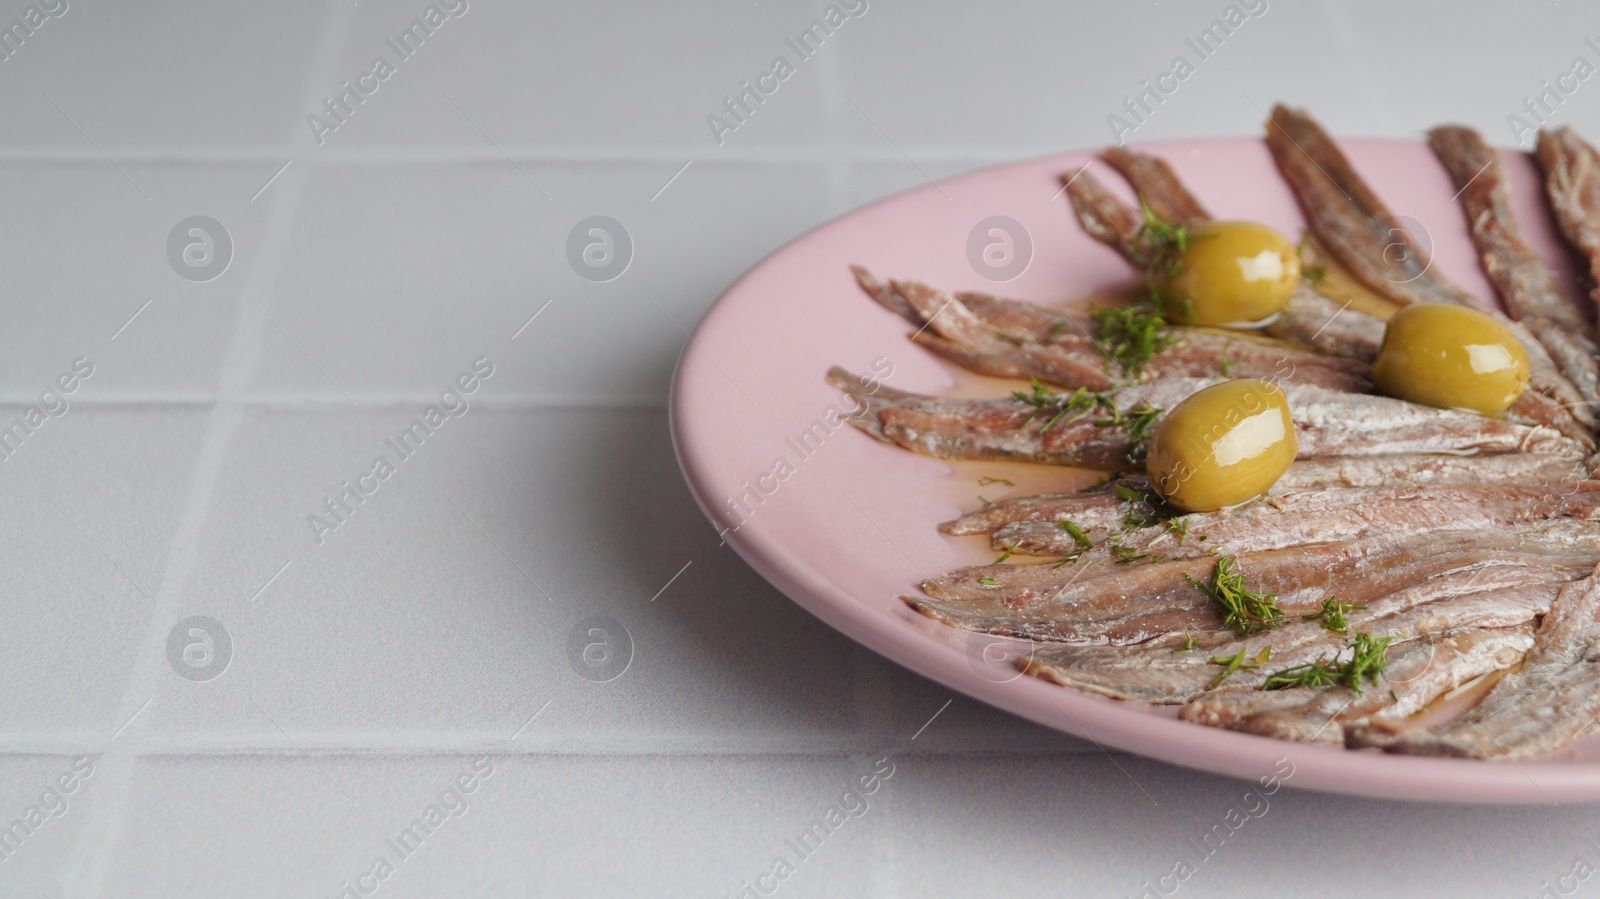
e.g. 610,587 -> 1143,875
0,146 -> 1094,166
0,395 -> 677,410
812,22 -> 853,220
59,2 -> 362,895
0,741 -> 1104,757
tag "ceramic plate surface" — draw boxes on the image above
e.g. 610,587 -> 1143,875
670,136 -> 1600,803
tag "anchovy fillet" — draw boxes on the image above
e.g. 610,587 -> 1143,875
827,368 -> 1584,470
1535,126 -> 1600,329
853,268 -> 1370,392
1347,565 -> 1600,759
1099,146 -> 1211,224
908,523 -> 1600,646
1018,571 -> 1565,702
1177,626 -> 1535,743
1428,125 -> 1600,421
988,482 -> 1600,558
1265,104 -> 1594,436
944,455 -> 1585,541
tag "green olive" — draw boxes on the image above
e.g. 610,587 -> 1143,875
1146,379 -> 1297,513
1162,221 -> 1301,326
1370,303 -> 1529,416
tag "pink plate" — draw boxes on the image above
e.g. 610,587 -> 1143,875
669,136 -> 1600,803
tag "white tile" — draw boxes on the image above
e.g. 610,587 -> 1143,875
0,406 -> 208,735
247,162 -> 836,405
0,754 -> 109,899
831,0 -> 1558,155
0,0 -> 335,153
108,753 -> 894,899
1308,0 -> 1600,142
299,1 -> 836,155
850,652 -> 1095,752
890,753 -> 1599,899
137,407 -> 870,746
0,164 -> 287,398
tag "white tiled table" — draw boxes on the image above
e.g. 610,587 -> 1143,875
3,1 -> 1597,895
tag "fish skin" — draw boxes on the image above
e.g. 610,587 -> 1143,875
1429,125 -> 1600,423
1535,126 -> 1600,328
1272,453 -> 1585,491
989,482 -> 1600,558
1271,284 -> 1387,362
1347,564 -> 1600,759
908,522 -> 1600,646
1018,574 -> 1563,703
827,365 -> 1139,469
826,368 -> 1586,470
941,489 -> 1130,538
1063,167 -> 1149,268
942,455 -> 1587,540
1265,104 -> 1595,436
1178,626 -> 1535,743
851,268 -> 1370,392
1099,146 -> 1211,225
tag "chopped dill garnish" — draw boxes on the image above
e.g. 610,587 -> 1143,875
1091,304 -> 1175,379
1164,518 -> 1190,546
994,542 -> 1020,564
1112,481 -> 1146,504
1172,632 -> 1199,654
1220,342 -> 1234,378
1260,632 -> 1393,693
1011,379 -> 1095,432
1260,659 -> 1340,690
1124,403 -> 1163,449
1057,518 -> 1093,550
995,329 -> 1028,345
1094,396 -> 1163,464
1206,646 -> 1261,689
1342,632 -> 1393,689
1131,199 -> 1209,321
1122,506 -> 1165,534
1102,479 -> 1176,544
977,476 -> 1015,487
1186,556 -> 1285,637
977,577 -> 1000,586
1050,553 -> 1084,569
1301,596 -> 1366,634
1133,197 -> 1189,275
977,495 -> 992,506
1297,230 -> 1326,284
1110,544 -> 1149,564
1048,319 -> 1071,339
